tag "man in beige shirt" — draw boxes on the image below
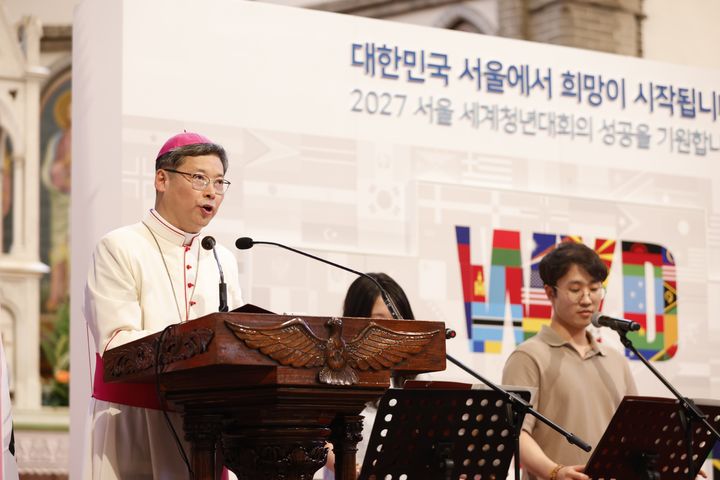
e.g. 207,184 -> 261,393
502,242 -> 637,480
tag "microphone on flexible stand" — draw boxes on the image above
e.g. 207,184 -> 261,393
591,312 -> 641,332
597,310 -> 720,477
235,236 -> 403,320
201,236 -> 228,312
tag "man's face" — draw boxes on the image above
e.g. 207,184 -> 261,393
545,263 -> 604,333
155,154 -> 226,233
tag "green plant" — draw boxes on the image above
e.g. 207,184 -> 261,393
41,301 -> 70,406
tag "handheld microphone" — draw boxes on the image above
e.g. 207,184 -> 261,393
235,237 -> 403,320
201,236 -> 228,312
591,312 -> 641,333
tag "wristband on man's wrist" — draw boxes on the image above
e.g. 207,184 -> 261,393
549,464 -> 564,480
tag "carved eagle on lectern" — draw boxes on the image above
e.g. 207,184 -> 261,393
225,317 -> 438,385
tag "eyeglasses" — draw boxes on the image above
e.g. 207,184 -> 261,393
164,169 -> 231,194
552,284 -> 606,303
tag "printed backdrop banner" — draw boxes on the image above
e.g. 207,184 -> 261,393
71,0 -> 720,477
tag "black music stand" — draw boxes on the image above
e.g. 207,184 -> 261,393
358,383 -> 531,480
586,396 -> 720,480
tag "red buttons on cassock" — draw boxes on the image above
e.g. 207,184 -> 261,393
189,301 -> 196,306
187,282 -> 194,288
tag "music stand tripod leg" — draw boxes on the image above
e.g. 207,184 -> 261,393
505,397 -> 527,480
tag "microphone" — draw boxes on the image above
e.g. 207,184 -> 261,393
201,235 -> 217,251
201,236 -> 228,312
235,237 -> 253,250
591,312 -> 641,333
235,237 -> 403,320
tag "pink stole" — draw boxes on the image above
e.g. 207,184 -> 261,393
92,354 -> 164,410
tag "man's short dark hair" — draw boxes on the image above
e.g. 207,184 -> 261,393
538,241 -> 608,286
155,143 -> 228,173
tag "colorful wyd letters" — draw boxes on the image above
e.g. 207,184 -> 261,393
455,226 -> 678,361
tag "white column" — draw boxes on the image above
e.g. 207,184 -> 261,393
13,15 -> 47,410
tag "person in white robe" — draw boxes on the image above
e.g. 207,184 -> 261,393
0,331 -> 19,480
83,132 -> 243,479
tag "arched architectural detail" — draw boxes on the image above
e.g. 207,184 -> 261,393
434,4 -> 498,35
43,56 -> 72,88
40,65 -> 71,109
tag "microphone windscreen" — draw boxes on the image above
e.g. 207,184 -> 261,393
590,312 -> 602,328
235,237 -> 254,250
201,236 -> 216,250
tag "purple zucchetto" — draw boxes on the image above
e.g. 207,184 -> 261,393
156,132 -> 214,160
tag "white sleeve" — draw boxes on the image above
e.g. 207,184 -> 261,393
84,235 -> 150,352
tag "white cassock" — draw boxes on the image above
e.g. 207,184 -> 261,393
82,209 -> 243,480
0,331 -> 18,480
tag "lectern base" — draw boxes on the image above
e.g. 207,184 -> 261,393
222,427 -> 329,480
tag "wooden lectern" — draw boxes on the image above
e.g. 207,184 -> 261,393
102,309 -> 446,480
